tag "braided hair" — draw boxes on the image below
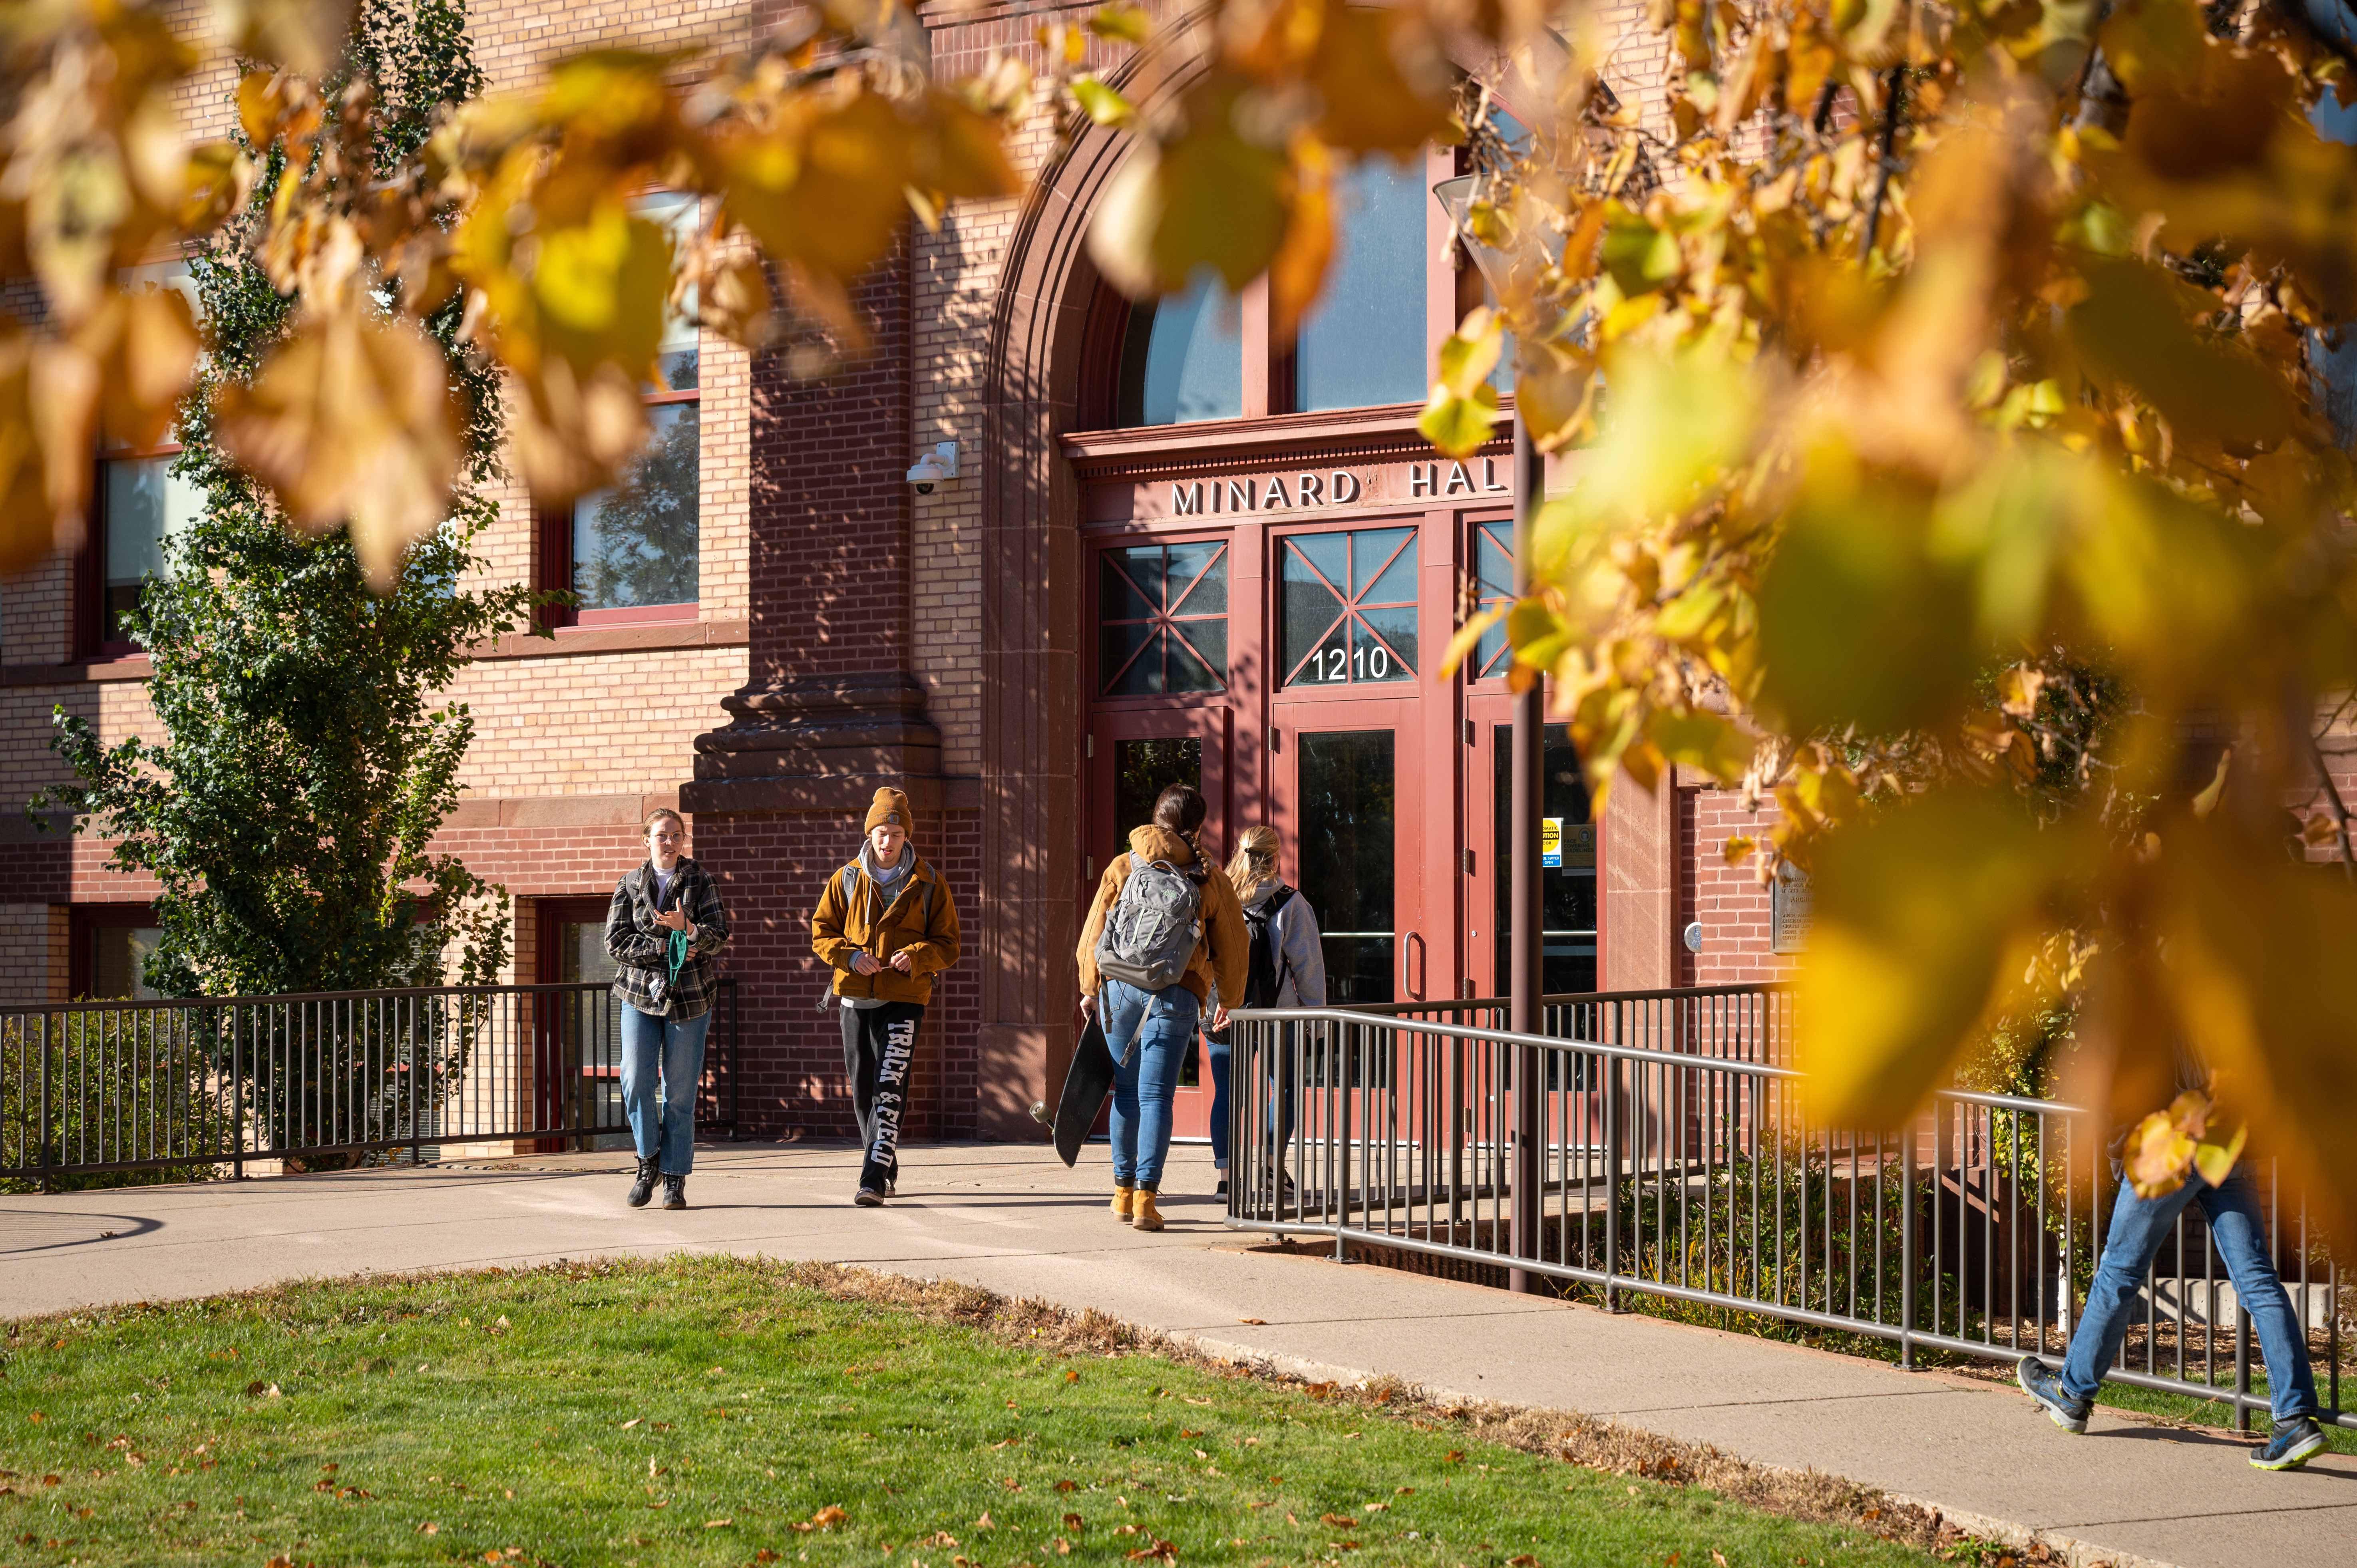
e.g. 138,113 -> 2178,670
1151,783 -> 1209,867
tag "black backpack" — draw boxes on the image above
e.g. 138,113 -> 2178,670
1239,883 -> 1297,1010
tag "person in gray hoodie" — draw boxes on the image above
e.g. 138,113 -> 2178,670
1207,824 -> 1325,1198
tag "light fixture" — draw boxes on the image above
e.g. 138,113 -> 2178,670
1432,174 -> 1573,341
906,440 -> 960,494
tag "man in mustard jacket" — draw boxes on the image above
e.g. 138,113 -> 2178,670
812,787 -> 961,1207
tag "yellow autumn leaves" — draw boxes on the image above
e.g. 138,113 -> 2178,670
0,0 -> 1044,584
1424,0 -> 2357,1217
1086,0 -> 1464,338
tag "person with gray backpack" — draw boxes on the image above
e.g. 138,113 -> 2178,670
1074,783 -> 1246,1231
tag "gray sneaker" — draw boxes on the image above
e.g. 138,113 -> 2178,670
853,1187 -> 884,1208
2251,1415 -> 2329,1471
2016,1357 -> 2090,1434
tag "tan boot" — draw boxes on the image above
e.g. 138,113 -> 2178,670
1111,1184 -> 1136,1221
1131,1188 -> 1165,1232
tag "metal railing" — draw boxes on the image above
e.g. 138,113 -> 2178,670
1226,991 -> 2343,1433
2,980 -> 738,1185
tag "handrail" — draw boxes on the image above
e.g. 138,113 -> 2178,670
1232,1006 -> 1809,1078
1223,994 -> 2340,1436
1341,982 -> 1794,1018
3,978 -> 739,1185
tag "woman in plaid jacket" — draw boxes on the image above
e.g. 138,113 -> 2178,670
606,809 -> 732,1210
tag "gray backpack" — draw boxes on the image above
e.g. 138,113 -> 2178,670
1094,857 -> 1206,992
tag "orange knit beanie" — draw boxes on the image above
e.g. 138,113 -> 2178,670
865,787 -> 913,833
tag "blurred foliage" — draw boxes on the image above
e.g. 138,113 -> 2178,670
32,0 -> 538,1001
3,0 -> 2357,1215
1953,1001 -> 2080,1101
1410,0 -> 2357,1224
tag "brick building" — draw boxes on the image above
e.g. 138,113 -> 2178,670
0,0 -> 1791,1149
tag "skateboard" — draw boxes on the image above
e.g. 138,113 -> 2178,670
1052,1013 -> 1117,1167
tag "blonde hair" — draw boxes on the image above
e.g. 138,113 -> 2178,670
644,808 -> 686,839
1226,824 -> 1282,900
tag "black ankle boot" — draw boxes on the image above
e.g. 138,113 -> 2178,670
662,1173 -> 687,1210
627,1157 -> 658,1208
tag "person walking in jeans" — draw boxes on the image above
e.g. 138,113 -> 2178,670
2019,1063 -> 2327,1469
606,810 -> 732,1211
1075,784 -> 1246,1232
812,787 -> 962,1208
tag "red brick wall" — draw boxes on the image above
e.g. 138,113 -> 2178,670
746,238 -> 913,688
1684,785 -> 1794,988
693,807 -> 981,1142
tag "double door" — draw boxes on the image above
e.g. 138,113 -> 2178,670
1086,515 -> 1446,1143
1086,699 -> 1428,1141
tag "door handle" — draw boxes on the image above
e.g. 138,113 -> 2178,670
1401,930 -> 1424,1000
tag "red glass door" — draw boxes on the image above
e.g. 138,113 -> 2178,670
1087,706 -> 1232,1139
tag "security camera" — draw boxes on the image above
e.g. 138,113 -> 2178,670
906,440 -> 959,495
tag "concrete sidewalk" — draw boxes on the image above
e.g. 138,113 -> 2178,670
4,1141 -> 2348,1568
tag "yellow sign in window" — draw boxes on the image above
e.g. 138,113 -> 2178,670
1541,817 -> 1563,868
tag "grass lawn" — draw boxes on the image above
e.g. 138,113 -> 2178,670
0,1256 -> 1962,1568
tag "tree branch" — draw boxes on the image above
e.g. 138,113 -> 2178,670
1860,68 -> 1905,262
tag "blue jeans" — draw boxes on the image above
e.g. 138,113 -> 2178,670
1206,1033 -> 1231,1171
1103,979 -> 1199,1188
2063,1162 -> 2318,1423
620,1005 -> 712,1176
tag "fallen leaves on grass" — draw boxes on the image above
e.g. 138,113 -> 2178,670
704,1518 -> 733,1528
620,1418 -> 640,1429
1062,1513 -> 1084,1530
1123,1539 -> 1176,1561
1319,1513 -> 1355,1528
789,1505 -> 848,1533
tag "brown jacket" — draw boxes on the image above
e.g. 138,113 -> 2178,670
811,853 -> 962,1006
1076,825 -> 1247,1010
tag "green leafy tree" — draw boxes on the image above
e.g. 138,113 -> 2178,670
37,0 -> 539,1001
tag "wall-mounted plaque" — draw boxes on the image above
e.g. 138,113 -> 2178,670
1770,862 -> 1814,954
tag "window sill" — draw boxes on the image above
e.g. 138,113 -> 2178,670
2,653 -> 155,686
479,616 -> 749,660
573,602 -> 700,628
6,620 -> 752,682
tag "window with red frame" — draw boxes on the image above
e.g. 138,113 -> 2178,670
84,261 -> 204,657
70,904 -> 165,1000
549,193 -> 702,625
1098,540 -> 1229,696
88,442 -> 203,654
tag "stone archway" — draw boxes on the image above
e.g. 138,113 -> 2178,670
970,101 -> 1136,1137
